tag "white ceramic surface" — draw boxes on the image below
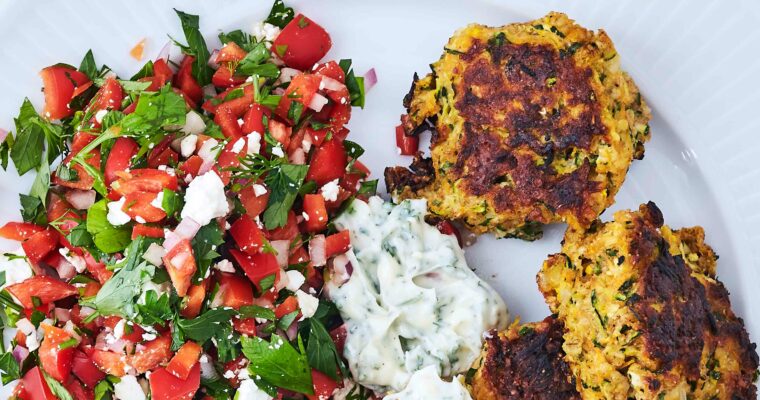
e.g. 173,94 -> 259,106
0,0 -> 757,382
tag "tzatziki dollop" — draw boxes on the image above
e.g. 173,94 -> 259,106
326,197 -> 508,394
383,366 -> 472,400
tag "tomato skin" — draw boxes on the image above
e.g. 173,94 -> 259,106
83,252 -> 113,285
306,138 -> 348,186
314,61 -> 345,83
64,378 -> 94,400
232,317 -> 257,336
229,215 -> 264,255
302,194 -> 328,232
132,224 -> 165,240
230,249 -> 280,292
20,366 -> 56,400
38,323 -> 75,383
272,14 -> 332,70
216,272 -> 254,309
150,59 -> 175,91
166,341 -> 202,380
148,135 -> 179,169
306,369 -> 340,400
130,334 -> 172,374
149,363 -> 200,400
40,65 -> 91,120
216,42 -> 247,63
241,104 -> 271,135
275,73 -> 321,121
212,66 -> 246,88
105,137 -> 138,185
174,56 -> 204,104
71,350 -> 106,388
93,77 -> 124,111
163,239 -> 197,297
180,283 -> 206,319
239,184 -> 270,218
329,325 -> 347,355
395,124 -> 419,155
6,276 -> 78,309
102,317 -> 144,343
274,296 -> 299,319
113,169 -> 178,196
91,349 -> 129,377
122,191 -> 167,223
325,230 -> 351,258
266,211 -> 299,241
179,155 -> 203,179
0,222 -> 45,241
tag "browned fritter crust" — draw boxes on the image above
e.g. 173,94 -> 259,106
538,202 -> 759,399
386,12 -> 651,240
471,317 -> 580,400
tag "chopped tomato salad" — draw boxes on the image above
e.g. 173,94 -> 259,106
0,1 -> 377,398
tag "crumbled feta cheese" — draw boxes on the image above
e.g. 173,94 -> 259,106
107,197 -> 131,226
141,332 -> 157,341
252,184 -> 267,197
214,259 -> 236,273
223,370 -> 236,379
320,179 -> 341,202
94,109 -> 108,124
59,248 -> 86,273
181,111 -> 206,135
0,249 -> 32,291
135,216 -> 146,224
114,375 -> 146,400
301,211 -> 310,221
150,191 -> 164,211
251,21 -> 281,44
285,270 -> 306,292
271,145 -> 285,158
198,138 -> 220,161
113,319 -> 127,340
246,132 -> 262,155
180,171 -> 230,226
302,133 -> 313,153
296,290 -> 319,320
180,134 -> 198,158
231,138 -> 246,154
237,379 -> 273,400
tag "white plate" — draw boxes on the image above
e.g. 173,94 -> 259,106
0,0 -> 757,372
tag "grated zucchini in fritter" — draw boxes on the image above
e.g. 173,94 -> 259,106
470,316 -> 580,400
537,202 -> 759,399
385,12 -> 651,240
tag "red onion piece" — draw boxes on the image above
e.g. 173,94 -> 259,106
156,41 -> 171,61
202,84 -> 217,99
309,235 -> 327,267
273,87 -> 286,95
208,49 -> 220,69
65,189 -> 96,210
279,67 -> 301,83
363,68 -> 378,92
12,345 -> 29,365
54,308 -> 71,323
330,254 -> 352,286
271,240 -> 290,267
142,243 -> 166,267
320,76 -> 346,92
56,259 -> 76,281
163,230 -> 183,253
174,217 -> 201,240
285,321 -> 299,341
308,93 -> 329,112
198,158 -> 215,175
0,128 -> 9,143
289,148 -> 306,165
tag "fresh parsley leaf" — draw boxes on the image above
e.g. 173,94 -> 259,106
304,318 -> 344,380
357,179 -> 378,196
161,188 -> 183,218
172,9 -> 213,86
288,101 -> 304,124
135,290 -> 173,326
215,322 -> 239,363
55,163 -> 79,182
93,78 -> 151,94
0,132 -> 14,170
191,221 -> 224,283
239,305 -> 276,321
43,370 -> 74,400
19,194 -> 46,225
10,99 -> 45,175
130,60 -> 155,80
93,378 -> 114,400
241,334 -> 313,395
29,155 -> 50,208
265,0 -> 295,28
343,140 -> 364,159
66,224 -> 94,248
101,111 -> 124,131
263,163 -> 308,229
177,307 -> 237,344
259,274 -> 277,293
201,377 -> 234,400
79,49 -> 98,80
120,85 -> 187,136
236,43 -> 280,79
0,352 -> 20,385
204,120 -> 225,140
218,30 -> 254,51
338,59 -> 366,108
86,200 -> 131,254
276,310 -> 299,331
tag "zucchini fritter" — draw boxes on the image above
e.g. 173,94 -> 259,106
471,317 -> 580,400
537,202 -> 759,399
385,12 -> 651,239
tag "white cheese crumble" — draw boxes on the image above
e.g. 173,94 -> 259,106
113,375 -> 146,400
214,259 -> 236,273
326,197 -> 508,394
231,138 -> 246,154
383,366 -> 472,400
236,379 -> 273,400
0,249 -> 32,291
320,179 -> 341,202
94,109 -> 108,124
180,134 -> 198,158
295,290 -> 318,321
106,197 -> 131,226
285,270 -> 306,292
246,132 -> 262,155
180,170 -> 230,226
150,191 -> 164,211
198,138 -> 220,161
112,319 -> 127,340
59,248 -> 86,273
181,111 -> 206,135
251,21 -> 281,44
252,184 -> 268,197
271,145 -> 285,158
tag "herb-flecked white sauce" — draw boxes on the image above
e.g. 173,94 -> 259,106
383,366 -> 472,400
327,197 -> 508,394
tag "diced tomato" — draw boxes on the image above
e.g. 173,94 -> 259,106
272,14 -> 332,70
302,194 -> 328,232
266,211 -> 299,241
132,224 -> 165,239
268,119 -> 292,150
6,276 -> 78,309
314,61 -> 345,83
20,366 -> 56,400
40,65 -> 91,120
229,215 -> 264,255
122,191 -> 167,223
306,138 -> 347,186
180,283 -> 206,319
113,168 -> 178,195
179,155 -> 203,179
232,317 -> 257,337
239,184 -> 270,218
64,377 -> 94,400
230,249 -> 280,292
307,370 -> 340,400
46,193 -> 77,226
396,124 -> 419,155
435,220 -> 463,247
162,239 -> 197,297
166,341 -> 201,380
70,305 -> 99,333
174,56 -> 204,104
83,252 -> 113,285
327,101 -> 351,132
129,334 -> 172,374
54,146 -> 101,191
212,66 -> 246,88
241,104 -> 271,136
288,246 -> 315,282
102,317 -> 144,343
93,77 -> 124,112
274,296 -> 299,320
72,350 -> 106,388
149,364 -> 200,400
70,81 -> 94,101
216,42 -> 247,64
306,126 -> 329,147
105,137 -> 138,185
221,356 -> 248,388
149,59 -> 175,91
329,325 -> 347,355
79,280 -> 101,298
0,222 -> 45,241
91,349 -> 129,377
38,323 -> 75,383
275,73 -> 321,121
148,135 -> 179,169
325,230 -> 351,258
214,109 -> 243,141
216,272 -> 253,309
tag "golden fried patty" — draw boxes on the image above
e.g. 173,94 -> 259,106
471,317 -> 579,400
385,12 -> 651,239
537,202 -> 759,399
